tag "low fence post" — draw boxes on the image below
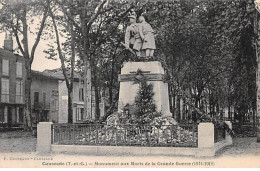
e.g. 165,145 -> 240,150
224,121 -> 233,145
37,122 -> 53,154
197,122 -> 215,157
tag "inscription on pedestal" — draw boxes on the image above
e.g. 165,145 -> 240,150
118,73 -> 165,82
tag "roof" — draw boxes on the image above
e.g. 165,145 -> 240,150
0,48 -> 24,60
0,49 -> 66,81
31,70 -> 62,81
43,68 -> 82,81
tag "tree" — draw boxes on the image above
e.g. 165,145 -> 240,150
0,0 -> 50,130
98,37 -> 124,118
44,0 -> 141,121
46,1 -> 77,123
137,1 -> 230,119
130,0 -> 257,125
211,0 -> 256,124
133,69 -> 158,125
57,0 -> 142,121
254,0 -> 260,142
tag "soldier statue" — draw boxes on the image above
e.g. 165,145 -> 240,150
138,15 -> 156,58
124,10 -> 143,58
124,10 -> 156,60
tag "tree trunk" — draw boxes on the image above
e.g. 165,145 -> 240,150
176,95 -> 181,122
253,3 -> 260,142
195,96 -> 200,109
24,62 -> 33,131
9,2 -> 49,131
228,102 -> 231,120
68,87 -> 73,123
109,85 -> 113,106
256,50 -> 260,141
172,92 -> 176,119
93,69 -> 100,121
253,108 -> 256,128
168,86 -> 173,113
83,59 -> 88,119
50,9 -> 75,123
109,63 -> 114,105
83,59 -> 92,120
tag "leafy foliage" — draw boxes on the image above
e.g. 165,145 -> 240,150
131,69 -> 160,125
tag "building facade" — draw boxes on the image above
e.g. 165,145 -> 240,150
31,71 -> 60,124
0,35 -> 25,127
0,35 -> 61,128
43,68 -> 105,123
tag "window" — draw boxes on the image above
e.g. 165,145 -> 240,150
55,99 -> 59,110
43,92 -> 46,108
79,88 -> 84,101
16,62 -> 23,78
0,107 -> 4,122
76,108 -> 84,122
16,107 -> 19,123
1,78 -> 9,103
51,98 -> 59,111
50,99 -> 55,111
80,108 -> 84,120
2,59 -> 9,76
16,80 -> 23,103
76,108 -> 79,121
34,92 -> 39,109
19,108 -> 23,123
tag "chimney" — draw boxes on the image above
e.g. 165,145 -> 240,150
4,32 -> 13,52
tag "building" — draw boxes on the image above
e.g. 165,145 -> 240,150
31,71 -> 60,124
0,34 -> 25,127
0,34 -> 61,128
43,68 -> 106,123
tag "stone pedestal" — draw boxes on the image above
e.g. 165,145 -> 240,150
198,123 -> 214,148
197,123 -> 215,157
118,61 -> 171,116
37,122 -> 52,153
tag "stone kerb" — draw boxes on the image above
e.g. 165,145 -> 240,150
37,122 -> 53,154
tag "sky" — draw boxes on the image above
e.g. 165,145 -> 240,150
0,32 -> 61,72
0,1 -> 61,72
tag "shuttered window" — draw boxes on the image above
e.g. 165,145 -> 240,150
16,80 -> 23,103
1,78 -> 9,103
2,59 -> 9,76
79,88 -> 84,101
16,62 -> 23,78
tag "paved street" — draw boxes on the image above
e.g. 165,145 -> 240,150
0,131 -> 36,153
1,131 -> 259,156
216,137 -> 260,157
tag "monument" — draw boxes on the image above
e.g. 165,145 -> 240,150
118,11 -> 171,117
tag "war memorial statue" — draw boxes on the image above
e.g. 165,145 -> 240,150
118,10 -> 171,117
138,15 -> 156,58
124,10 -> 156,60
